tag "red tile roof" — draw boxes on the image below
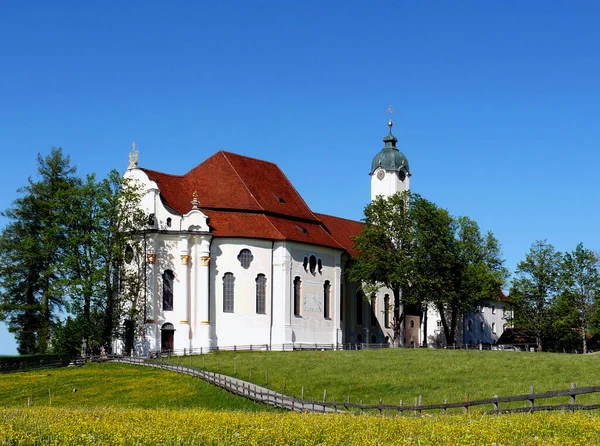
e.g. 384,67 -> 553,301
315,213 -> 364,258
141,151 -> 364,254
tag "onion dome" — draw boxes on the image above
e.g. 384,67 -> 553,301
370,120 -> 410,175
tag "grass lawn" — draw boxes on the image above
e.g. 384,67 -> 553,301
0,362 -> 273,411
166,348 -> 600,409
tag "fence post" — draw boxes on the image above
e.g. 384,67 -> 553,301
529,386 -> 535,411
493,395 -> 499,414
378,397 -> 383,415
443,398 -> 447,415
323,389 -> 327,403
464,393 -> 469,413
570,383 -> 576,413
301,386 -> 304,401
399,400 -> 403,416
360,399 -> 363,415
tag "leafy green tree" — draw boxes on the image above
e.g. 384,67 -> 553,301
441,217 -> 507,345
410,198 -> 455,346
61,170 -> 146,353
559,243 -> 600,353
349,191 -> 506,346
0,148 -> 78,354
510,240 -> 562,352
348,191 -> 415,345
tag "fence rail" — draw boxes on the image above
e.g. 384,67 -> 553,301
114,356 -> 600,416
145,341 -> 512,357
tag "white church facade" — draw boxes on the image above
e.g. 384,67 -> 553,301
119,120 -> 509,355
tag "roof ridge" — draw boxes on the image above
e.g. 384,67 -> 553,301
314,212 -> 363,224
220,150 -> 279,167
141,167 -> 184,179
220,151 -> 265,212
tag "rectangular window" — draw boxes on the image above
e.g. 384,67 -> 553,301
293,276 -> 301,316
162,270 -> 174,311
223,273 -> 235,313
256,274 -> 266,314
384,295 -> 390,329
323,281 -> 331,319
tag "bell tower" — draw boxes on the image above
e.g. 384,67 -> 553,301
370,107 -> 411,200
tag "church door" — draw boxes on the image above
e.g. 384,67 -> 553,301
161,323 -> 175,352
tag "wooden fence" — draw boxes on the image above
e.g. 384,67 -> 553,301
114,356 -> 600,416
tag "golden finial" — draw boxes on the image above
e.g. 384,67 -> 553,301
387,105 -> 394,129
191,191 -> 199,210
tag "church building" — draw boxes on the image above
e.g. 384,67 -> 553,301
120,118 -> 508,355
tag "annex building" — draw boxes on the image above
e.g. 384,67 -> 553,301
120,120 -> 509,355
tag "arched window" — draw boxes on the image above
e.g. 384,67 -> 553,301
223,273 -> 235,313
303,257 -> 308,271
166,217 -> 172,228
256,274 -> 266,314
323,280 -> 331,319
409,319 -> 415,328
309,255 -> 317,275
317,258 -> 323,274
237,249 -> 253,269
293,276 -> 302,316
492,322 -> 496,334
162,270 -> 174,311
356,291 -> 363,325
384,295 -> 390,328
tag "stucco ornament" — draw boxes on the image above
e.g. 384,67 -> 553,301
128,142 -> 139,169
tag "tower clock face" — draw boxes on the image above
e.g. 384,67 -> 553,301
376,170 -> 385,180
398,170 -> 406,181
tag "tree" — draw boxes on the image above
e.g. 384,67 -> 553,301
442,217 -> 507,345
0,148 -> 78,353
61,170 -> 146,353
410,197 -> 455,346
348,191 -> 415,345
510,240 -> 562,352
559,243 -> 600,353
349,191 -> 507,347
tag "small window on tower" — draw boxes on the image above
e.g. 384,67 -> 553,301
166,218 -> 172,228
398,170 -> 406,181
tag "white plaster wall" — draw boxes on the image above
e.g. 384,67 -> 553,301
288,243 -> 342,345
211,238 -> 273,347
370,168 -> 410,200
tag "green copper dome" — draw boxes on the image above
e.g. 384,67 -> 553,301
370,128 -> 410,174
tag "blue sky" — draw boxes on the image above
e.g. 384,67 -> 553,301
1,1 -> 599,354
